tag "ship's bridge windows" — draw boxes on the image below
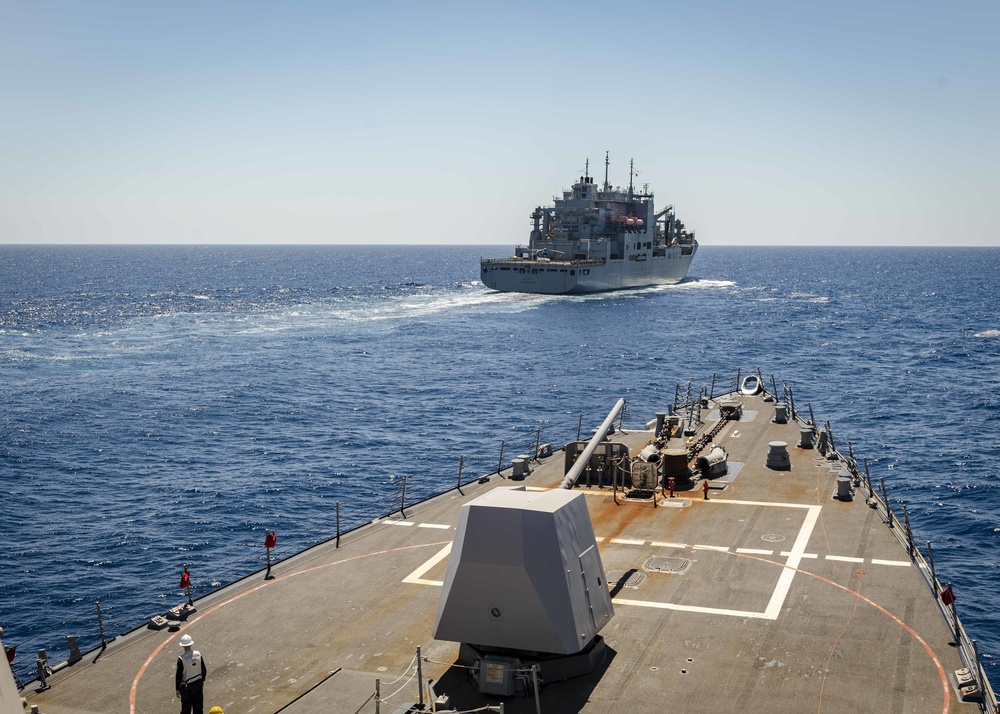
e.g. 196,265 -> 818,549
570,270 -> 576,276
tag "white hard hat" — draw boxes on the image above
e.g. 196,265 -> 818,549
179,634 -> 194,647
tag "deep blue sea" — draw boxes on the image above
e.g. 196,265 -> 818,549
1,245 -> 998,683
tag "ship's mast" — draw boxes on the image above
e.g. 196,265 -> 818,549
628,158 -> 634,199
584,158 -> 589,181
603,152 -> 610,191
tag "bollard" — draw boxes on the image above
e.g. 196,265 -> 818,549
835,477 -> 853,501
773,403 -> 788,424
798,427 -> 814,449
766,441 -> 791,471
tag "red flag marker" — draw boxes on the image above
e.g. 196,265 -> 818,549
180,570 -> 191,590
941,584 -> 955,606
265,531 -> 276,549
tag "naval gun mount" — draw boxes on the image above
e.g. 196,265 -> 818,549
432,401 -> 623,696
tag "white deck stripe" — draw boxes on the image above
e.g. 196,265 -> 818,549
736,548 -> 774,555
384,520 -> 414,526
781,551 -> 818,558
402,543 -> 451,586
650,541 -> 688,548
870,559 -> 912,567
613,597 -> 770,619
693,545 -> 730,552
417,523 -> 451,530
611,538 -> 647,546
763,505 -> 821,620
826,555 -> 865,563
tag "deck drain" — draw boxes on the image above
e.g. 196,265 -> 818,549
761,534 -> 786,543
643,556 -> 691,574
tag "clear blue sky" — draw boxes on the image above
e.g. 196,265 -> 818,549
3,0 -> 998,245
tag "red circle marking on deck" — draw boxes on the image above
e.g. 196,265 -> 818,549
731,552 -> 951,714
129,540 -> 451,714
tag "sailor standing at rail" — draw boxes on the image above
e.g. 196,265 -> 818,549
175,634 -> 207,714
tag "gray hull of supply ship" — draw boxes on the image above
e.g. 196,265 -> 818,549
481,157 -> 698,294
16,370 -> 998,714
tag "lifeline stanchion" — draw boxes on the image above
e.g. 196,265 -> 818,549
496,439 -> 506,477
95,601 -> 106,648
577,413 -> 584,441
336,501 -> 341,548
92,601 -> 109,663
879,477 -> 893,528
531,663 -> 541,714
457,456 -> 465,495
416,646 -> 424,708
926,541 -> 938,598
901,505 -> 914,559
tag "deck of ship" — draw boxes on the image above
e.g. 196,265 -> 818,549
23,389 -> 993,714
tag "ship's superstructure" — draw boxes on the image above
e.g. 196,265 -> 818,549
481,155 -> 698,294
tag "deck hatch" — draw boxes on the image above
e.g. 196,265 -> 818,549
643,556 -> 691,574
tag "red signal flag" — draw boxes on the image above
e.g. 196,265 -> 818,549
940,584 -> 955,606
180,570 -> 191,589
265,531 -> 277,549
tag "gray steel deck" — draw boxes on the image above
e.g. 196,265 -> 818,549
24,392 -> 989,714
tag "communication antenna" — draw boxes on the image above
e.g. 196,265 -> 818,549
603,151 -> 610,191
584,158 -> 590,181
628,158 -> 635,198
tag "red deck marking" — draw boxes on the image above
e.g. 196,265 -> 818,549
129,541 -> 451,713
730,551 -> 951,714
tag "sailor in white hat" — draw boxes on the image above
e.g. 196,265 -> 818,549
175,633 -> 207,714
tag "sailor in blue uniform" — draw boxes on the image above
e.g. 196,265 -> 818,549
175,634 -> 207,714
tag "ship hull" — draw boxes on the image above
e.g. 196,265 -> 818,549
481,244 -> 697,294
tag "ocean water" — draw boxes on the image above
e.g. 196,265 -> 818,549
1,244 -> 998,682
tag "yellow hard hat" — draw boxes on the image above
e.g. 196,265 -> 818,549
209,708 -> 224,714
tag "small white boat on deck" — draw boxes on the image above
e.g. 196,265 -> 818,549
740,374 -> 762,395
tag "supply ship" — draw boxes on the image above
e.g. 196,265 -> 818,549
481,155 -> 698,294
5,371 -> 997,714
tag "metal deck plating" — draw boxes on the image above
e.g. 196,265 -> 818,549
18,381 -> 997,714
